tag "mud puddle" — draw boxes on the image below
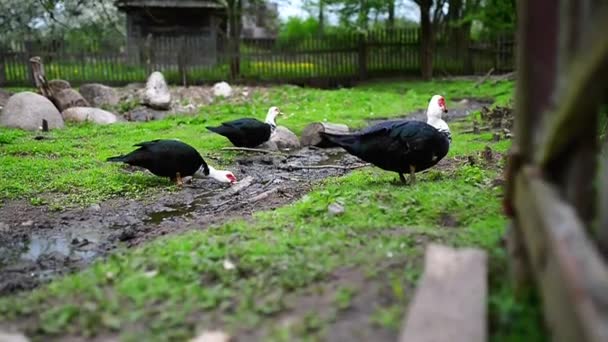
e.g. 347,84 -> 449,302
0,148 -> 361,295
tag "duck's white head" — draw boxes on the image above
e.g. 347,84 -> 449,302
194,165 -> 238,184
427,95 -> 448,121
426,95 -> 451,142
264,106 -> 282,126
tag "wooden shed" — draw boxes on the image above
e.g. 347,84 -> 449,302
116,0 -> 226,66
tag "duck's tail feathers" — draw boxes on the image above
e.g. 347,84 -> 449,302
206,126 -> 224,134
106,155 -> 127,162
320,132 -> 359,149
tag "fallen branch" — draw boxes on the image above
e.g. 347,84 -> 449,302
475,68 -> 495,88
221,147 -> 276,154
224,176 -> 254,196
279,163 -> 370,170
249,188 -> 279,202
462,126 -> 491,134
492,71 -> 515,84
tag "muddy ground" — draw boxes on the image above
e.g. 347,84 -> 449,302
0,98 -> 491,296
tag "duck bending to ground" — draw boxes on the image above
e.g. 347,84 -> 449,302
107,139 -> 237,186
321,95 -> 451,185
206,106 -> 283,147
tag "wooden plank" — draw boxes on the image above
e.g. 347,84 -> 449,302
399,244 -> 487,342
514,167 -> 608,342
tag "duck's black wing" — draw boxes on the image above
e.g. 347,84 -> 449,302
206,118 -> 272,147
322,120 -> 449,173
107,139 -> 207,178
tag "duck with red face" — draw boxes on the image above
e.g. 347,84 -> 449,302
107,139 -> 238,186
321,95 -> 451,185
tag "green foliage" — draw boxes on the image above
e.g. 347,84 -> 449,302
278,17 -> 321,42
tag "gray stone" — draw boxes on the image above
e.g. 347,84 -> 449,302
270,126 -> 300,150
62,107 -> 119,125
256,140 -> 279,151
54,88 -> 89,112
143,71 -> 171,110
328,202 -> 345,216
79,83 -> 119,107
0,331 -> 30,342
48,79 -> 71,93
0,92 -> 64,131
125,106 -> 172,122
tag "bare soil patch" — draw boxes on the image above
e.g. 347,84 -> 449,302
0,148 -> 360,295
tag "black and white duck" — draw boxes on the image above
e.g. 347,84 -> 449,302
206,106 -> 283,147
107,139 -> 237,186
321,95 -> 451,184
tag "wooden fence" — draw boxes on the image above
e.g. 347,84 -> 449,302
504,1 -> 608,341
0,28 -> 514,87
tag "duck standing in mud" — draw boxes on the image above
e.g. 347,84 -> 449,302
107,139 -> 237,186
321,95 -> 451,185
206,106 -> 283,147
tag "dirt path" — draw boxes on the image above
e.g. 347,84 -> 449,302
0,148 -> 362,295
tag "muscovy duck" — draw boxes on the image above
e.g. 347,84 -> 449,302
321,95 -> 451,184
206,106 -> 283,147
107,139 -> 237,186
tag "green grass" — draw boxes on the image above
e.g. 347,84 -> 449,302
0,79 -> 513,207
0,79 -> 544,341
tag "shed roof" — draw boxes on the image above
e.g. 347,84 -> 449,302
116,0 -> 224,9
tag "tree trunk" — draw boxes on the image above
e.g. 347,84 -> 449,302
228,0 -> 242,80
300,122 -> 350,147
388,0 -> 395,29
318,0 -> 325,34
419,0 -> 433,80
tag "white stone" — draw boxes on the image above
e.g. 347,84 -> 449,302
328,202 -> 345,216
62,107 -> 119,125
212,81 -> 233,98
143,71 -> 171,110
0,92 -> 64,131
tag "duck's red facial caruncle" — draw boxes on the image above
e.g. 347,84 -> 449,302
438,97 -> 448,113
226,173 -> 237,184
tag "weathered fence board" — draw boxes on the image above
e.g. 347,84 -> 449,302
505,1 -> 608,341
514,168 -> 608,342
399,244 -> 487,342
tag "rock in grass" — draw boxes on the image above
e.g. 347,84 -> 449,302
270,126 -> 301,150
212,81 -> 233,98
190,330 -> 232,342
62,107 -> 119,125
0,92 -> 64,131
143,71 -> 171,110
54,88 -> 90,112
79,83 -> 119,107
0,331 -> 30,342
48,79 -> 71,93
328,202 -> 345,216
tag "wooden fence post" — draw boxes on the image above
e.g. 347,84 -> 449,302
143,33 -> 153,75
178,37 -> 188,87
358,32 -> 367,80
229,36 -> 241,81
0,53 -> 6,87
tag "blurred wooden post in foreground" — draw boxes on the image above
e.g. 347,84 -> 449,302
504,0 -> 608,341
